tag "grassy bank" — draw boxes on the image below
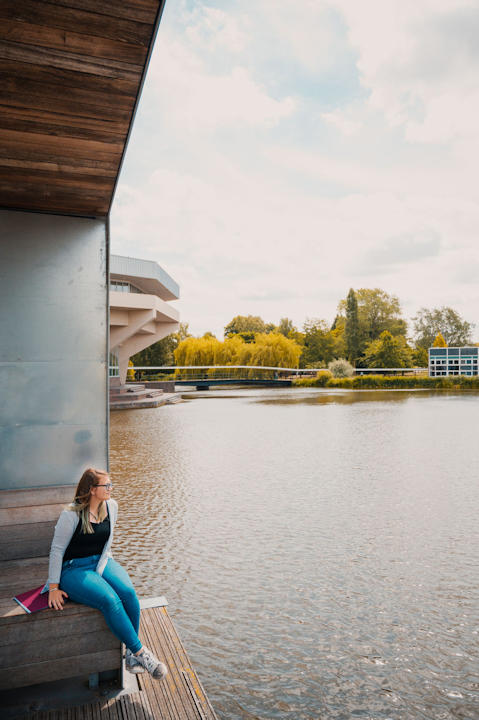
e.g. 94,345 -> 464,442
293,373 -> 479,390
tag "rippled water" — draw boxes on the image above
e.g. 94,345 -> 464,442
110,388 -> 479,720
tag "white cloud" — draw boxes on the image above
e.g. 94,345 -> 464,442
111,1 -> 479,339
184,6 -> 248,54
145,25 -> 296,133
321,109 -> 360,136
335,0 -> 479,144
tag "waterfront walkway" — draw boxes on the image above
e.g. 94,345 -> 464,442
15,604 -> 218,720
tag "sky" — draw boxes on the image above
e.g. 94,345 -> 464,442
110,0 -> 479,340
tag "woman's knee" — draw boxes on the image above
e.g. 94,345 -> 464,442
99,590 -> 123,615
121,584 -> 139,605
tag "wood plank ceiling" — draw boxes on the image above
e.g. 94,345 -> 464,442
0,0 -> 164,217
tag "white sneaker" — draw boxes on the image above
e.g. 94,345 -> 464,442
125,648 -> 145,674
136,647 -> 168,680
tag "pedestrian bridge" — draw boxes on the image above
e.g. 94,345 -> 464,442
133,365 -> 311,389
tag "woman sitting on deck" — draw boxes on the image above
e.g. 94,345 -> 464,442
46,467 -> 167,680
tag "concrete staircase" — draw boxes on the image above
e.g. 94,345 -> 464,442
109,378 -> 179,410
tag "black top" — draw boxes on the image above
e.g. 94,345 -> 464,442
63,507 -> 110,561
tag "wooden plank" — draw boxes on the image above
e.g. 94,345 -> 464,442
0,178 -> 113,206
151,608 -> 217,720
0,158 -> 117,177
0,2 -> 154,47
0,536 -> 52,561
0,128 -> 124,161
0,42 -> 141,83
0,608 -> 107,646
0,504 -> 68,526
46,0 -> 159,26
0,520 -> 54,541
138,673 -> 174,720
0,648 -> 121,690
0,486 -> 74,509
0,194 -> 109,217
140,610 -> 183,720
160,610 -> 218,720
1,80 -> 136,122
0,598 -> 101,621
0,105 -> 127,142
0,557 -> 48,597
0,168 -> 114,194
0,18 -> 147,66
146,608 -> 205,720
1,59 -> 140,98
0,627 -> 119,667
100,698 -> 122,720
0,520 -> 55,562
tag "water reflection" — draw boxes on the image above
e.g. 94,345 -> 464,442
110,389 -> 479,720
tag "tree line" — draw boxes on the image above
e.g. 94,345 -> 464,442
131,288 -> 475,370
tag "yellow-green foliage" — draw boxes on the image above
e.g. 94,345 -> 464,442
174,332 -> 302,377
433,332 -> 447,347
293,374 -> 479,390
127,360 -> 135,381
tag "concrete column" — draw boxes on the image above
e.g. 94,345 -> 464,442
0,210 -> 108,490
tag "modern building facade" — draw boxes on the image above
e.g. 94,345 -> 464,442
429,347 -> 479,376
0,1 -> 166,492
110,255 -> 180,384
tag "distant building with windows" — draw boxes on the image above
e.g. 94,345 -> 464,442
429,347 -> 478,377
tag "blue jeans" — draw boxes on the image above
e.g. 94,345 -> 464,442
60,555 -> 142,653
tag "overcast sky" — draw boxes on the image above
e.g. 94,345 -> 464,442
110,0 -> 479,340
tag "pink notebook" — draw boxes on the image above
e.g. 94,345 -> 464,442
13,585 -> 51,614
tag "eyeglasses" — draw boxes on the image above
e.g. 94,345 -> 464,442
95,483 -> 113,490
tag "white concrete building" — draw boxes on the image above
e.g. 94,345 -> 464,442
110,255 -> 180,384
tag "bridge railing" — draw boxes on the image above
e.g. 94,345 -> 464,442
131,365 -> 313,382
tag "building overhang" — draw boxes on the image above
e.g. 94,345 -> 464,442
0,0 -> 166,218
110,291 -> 180,325
110,254 -> 179,300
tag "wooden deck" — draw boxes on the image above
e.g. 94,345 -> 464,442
19,605 -> 218,720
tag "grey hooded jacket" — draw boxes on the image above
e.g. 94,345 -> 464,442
44,498 -> 118,591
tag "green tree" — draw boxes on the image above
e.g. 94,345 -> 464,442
433,332 -> 447,347
412,346 -> 428,367
413,307 -> 472,349
363,331 -> 414,368
132,322 -> 191,369
224,315 -> 268,338
175,322 -> 191,343
302,319 -> 344,367
339,288 -> 407,343
344,288 -> 361,363
277,317 -> 296,337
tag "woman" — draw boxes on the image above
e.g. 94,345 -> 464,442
47,467 -> 167,680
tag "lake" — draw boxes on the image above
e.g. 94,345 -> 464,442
110,388 -> 479,720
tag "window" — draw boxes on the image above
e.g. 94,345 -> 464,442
110,281 -> 143,294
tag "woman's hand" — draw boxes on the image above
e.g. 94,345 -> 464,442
48,587 -> 69,610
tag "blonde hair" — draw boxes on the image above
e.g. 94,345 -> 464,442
69,467 -> 109,534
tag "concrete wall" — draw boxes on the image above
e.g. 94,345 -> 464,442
0,210 -> 108,490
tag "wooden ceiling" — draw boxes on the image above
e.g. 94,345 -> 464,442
0,0 -> 164,217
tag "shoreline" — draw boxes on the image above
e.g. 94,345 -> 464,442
292,374 -> 479,391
